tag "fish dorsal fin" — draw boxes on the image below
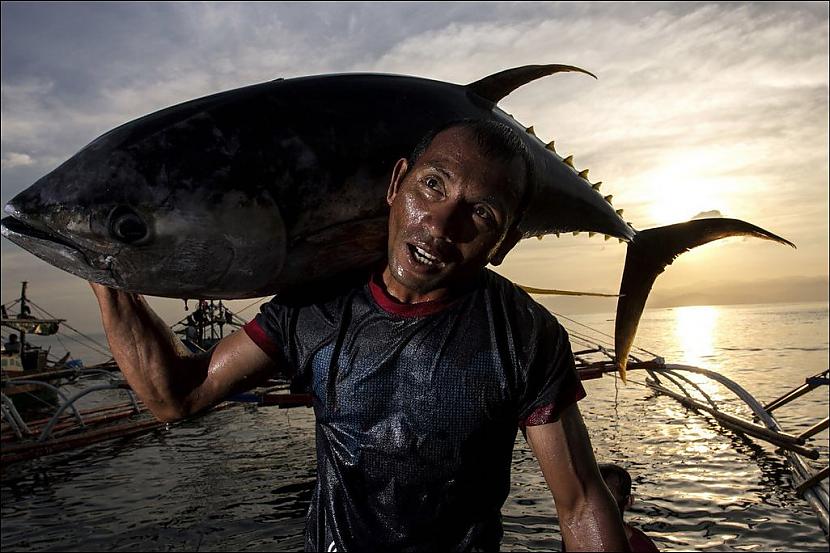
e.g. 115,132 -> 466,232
467,64 -> 597,104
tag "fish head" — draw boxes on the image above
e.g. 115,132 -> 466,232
1,97 -> 289,299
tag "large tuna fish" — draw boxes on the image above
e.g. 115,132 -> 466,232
0,64 -> 795,375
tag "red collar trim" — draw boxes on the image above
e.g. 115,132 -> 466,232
368,273 -> 456,318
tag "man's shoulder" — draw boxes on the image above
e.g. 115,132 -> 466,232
477,269 -> 570,350
266,270 -> 370,309
481,268 -> 554,319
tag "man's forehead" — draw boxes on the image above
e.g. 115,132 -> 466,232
421,127 -> 486,165
416,127 -> 526,200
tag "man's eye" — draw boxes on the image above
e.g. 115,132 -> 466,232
425,176 -> 441,190
475,206 -> 494,222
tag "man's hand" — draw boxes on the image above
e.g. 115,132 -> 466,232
91,283 -> 276,422
526,403 -> 630,552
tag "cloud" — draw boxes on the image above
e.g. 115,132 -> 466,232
1,152 -> 34,169
1,2 -> 827,321
691,210 -> 724,220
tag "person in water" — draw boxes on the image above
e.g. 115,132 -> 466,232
599,463 -> 660,552
91,119 -> 630,552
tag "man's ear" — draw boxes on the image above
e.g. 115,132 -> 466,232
489,227 -> 523,266
387,158 -> 409,206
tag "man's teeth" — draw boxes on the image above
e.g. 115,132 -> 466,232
413,245 -> 442,266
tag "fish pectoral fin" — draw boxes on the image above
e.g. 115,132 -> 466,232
614,218 -> 796,381
466,64 -> 597,104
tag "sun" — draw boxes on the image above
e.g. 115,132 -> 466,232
640,148 -> 739,227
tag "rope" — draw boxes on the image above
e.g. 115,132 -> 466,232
549,309 -> 659,358
235,298 -> 267,317
55,333 -> 111,360
1,298 -> 21,311
19,389 -> 59,410
27,300 -> 111,353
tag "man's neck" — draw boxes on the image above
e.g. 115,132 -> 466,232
380,267 -> 450,304
379,266 -> 483,304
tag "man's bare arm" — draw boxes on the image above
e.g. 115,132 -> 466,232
526,403 -> 630,552
91,283 -> 276,422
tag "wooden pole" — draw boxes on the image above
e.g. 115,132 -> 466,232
646,381 -> 819,459
797,418 -> 829,442
796,467 -> 830,497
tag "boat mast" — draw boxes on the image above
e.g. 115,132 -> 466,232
18,281 -> 28,350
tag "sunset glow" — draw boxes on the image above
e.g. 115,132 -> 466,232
1,2 -> 827,332
643,150 -> 738,226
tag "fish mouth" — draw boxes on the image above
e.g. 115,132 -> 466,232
2,213 -> 81,252
1,213 -> 119,286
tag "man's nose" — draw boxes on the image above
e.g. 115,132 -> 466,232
425,200 -> 475,242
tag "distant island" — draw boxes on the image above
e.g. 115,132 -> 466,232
649,275 -> 829,309
535,275 -> 829,316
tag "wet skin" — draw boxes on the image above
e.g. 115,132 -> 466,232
382,127 -> 526,303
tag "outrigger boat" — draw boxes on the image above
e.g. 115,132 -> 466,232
550,309 -> 830,541
171,298 -> 247,353
1,282 -> 153,464
0,288 -> 280,465
2,287 -> 827,541
1,281 -> 66,377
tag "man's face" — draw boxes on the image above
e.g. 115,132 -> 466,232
385,126 -> 525,301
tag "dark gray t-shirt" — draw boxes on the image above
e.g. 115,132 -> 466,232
244,268 -> 583,552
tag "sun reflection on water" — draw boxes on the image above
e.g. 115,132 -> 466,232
672,305 -> 727,401
674,305 -> 719,367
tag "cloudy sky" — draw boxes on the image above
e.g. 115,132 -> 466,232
1,1 -> 828,339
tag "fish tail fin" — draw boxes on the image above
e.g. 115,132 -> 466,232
614,218 -> 795,381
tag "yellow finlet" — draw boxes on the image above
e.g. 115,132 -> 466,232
572,231 -> 580,236
518,285 -> 620,298
588,231 -> 596,237
616,209 -> 625,216
604,234 -> 611,241
563,155 -> 574,168
578,169 -> 589,179
604,194 -> 614,204
545,141 -> 557,153
525,126 -> 536,136
536,235 -> 543,240
591,181 -> 602,191
617,361 -> 628,383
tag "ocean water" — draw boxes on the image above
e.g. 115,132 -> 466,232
1,302 -> 828,551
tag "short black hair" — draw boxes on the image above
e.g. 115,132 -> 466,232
408,118 -> 534,228
599,463 -> 632,512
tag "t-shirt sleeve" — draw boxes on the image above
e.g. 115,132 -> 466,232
242,297 -> 300,376
516,309 -> 585,427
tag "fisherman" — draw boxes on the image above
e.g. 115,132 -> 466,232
4,333 -> 21,354
91,119 -> 630,552
598,463 -> 660,552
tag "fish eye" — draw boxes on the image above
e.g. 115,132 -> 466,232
108,206 -> 148,244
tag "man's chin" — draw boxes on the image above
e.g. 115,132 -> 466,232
392,266 -> 444,294
389,259 -> 482,299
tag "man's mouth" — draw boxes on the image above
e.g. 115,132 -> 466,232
408,243 -> 447,268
